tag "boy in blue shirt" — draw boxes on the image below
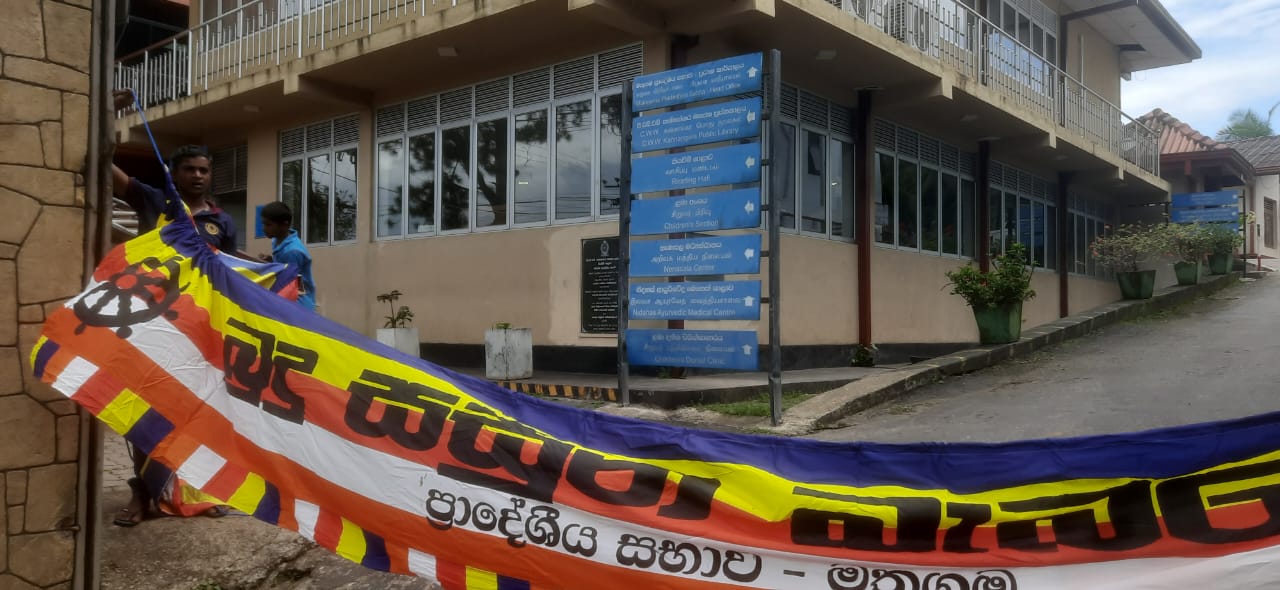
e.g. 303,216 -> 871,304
259,201 -> 317,311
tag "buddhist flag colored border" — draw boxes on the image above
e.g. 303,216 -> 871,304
32,206 -> 1280,589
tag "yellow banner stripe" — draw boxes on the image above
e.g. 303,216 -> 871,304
465,567 -> 500,590
99,389 -> 153,435
228,472 -> 268,514
335,517 -> 368,564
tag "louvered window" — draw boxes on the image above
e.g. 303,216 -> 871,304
212,144 -> 248,195
553,57 -> 593,98
376,104 -> 405,137
407,96 -> 437,131
513,68 -> 550,107
279,114 -> 361,246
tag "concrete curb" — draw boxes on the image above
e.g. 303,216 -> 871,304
780,272 -> 1243,433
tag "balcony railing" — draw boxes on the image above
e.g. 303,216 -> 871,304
113,0 -> 1158,175
832,0 -> 1158,175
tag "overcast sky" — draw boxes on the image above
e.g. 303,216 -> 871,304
1121,0 -> 1280,138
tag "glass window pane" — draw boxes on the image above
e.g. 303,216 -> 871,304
306,154 -> 330,245
281,160 -> 303,228
1046,204 -> 1056,270
333,148 -> 358,242
1086,218 -> 1097,276
830,138 -> 855,240
1017,196 -> 1033,263
775,124 -> 797,229
942,173 -> 959,255
1002,4 -> 1016,35
1033,201 -> 1046,267
1075,214 -> 1086,274
988,188 -> 1003,255
1045,34 -> 1057,66
961,179 -> 975,257
599,94 -> 623,216
376,140 -> 404,238
477,117 -> 509,228
1017,14 -> 1032,46
555,100 -> 593,220
1032,24 -> 1044,57
1003,192 -> 1017,256
407,132 -> 436,234
921,166 -> 939,253
897,160 -> 918,248
876,153 -> 895,244
514,110 -> 549,224
441,125 -> 471,231
801,129 -> 826,234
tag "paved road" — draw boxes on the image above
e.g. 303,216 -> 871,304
810,275 -> 1280,443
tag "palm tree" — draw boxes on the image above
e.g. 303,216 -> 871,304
1217,102 -> 1279,141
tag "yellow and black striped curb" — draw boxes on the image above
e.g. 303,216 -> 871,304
496,381 -> 619,402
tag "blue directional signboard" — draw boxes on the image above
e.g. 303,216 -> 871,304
632,53 -> 763,111
632,97 -> 762,153
629,280 -> 761,321
631,142 -> 761,194
630,188 -> 761,235
627,329 -> 759,371
1171,207 -> 1240,224
629,234 -> 762,277
1172,190 -> 1239,209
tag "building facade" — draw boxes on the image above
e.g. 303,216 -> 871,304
113,0 -> 1200,370
1227,135 -> 1280,266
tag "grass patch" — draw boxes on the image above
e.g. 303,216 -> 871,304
700,391 -> 811,417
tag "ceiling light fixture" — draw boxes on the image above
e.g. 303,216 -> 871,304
438,46 -> 458,57
815,49 -> 837,61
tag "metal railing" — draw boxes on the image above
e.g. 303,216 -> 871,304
111,198 -> 140,239
830,0 -> 1158,175
115,36 -> 191,110
113,0 -> 1157,175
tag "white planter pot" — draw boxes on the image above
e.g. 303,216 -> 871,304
376,327 -> 420,358
485,327 -> 532,380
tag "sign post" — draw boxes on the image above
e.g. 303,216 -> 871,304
617,50 -> 783,423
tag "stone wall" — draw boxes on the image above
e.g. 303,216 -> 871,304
0,0 -> 96,587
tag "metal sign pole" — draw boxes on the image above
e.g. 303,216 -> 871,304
767,49 -> 783,426
618,81 -> 634,407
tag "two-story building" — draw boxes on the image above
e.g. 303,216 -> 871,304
112,0 -> 1200,371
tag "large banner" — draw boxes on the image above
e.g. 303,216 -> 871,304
33,206 -> 1280,589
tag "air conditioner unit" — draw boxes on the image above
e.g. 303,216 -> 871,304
887,0 -> 934,53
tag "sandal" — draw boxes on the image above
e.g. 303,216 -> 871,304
202,506 -> 229,518
113,477 -> 151,527
112,506 -> 144,527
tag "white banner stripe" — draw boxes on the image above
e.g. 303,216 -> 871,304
295,499 -> 320,542
177,445 -> 226,489
407,548 -> 439,580
53,356 -> 98,396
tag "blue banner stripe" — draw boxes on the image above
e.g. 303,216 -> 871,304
254,481 -> 282,525
361,530 -> 392,571
32,340 -> 59,379
127,408 -> 175,456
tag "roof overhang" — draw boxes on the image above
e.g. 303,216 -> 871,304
1161,149 -> 1256,186
1059,0 -> 1200,74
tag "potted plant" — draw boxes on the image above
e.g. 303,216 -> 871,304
1162,223 -> 1211,286
1204,223 -> 1243,275
1091,224 -> 1161,299
945,242 -> 1036,344
375,289 -> 420,357
485,321 -> 533,380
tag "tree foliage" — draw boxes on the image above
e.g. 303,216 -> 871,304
1216,102 -> 1279,141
